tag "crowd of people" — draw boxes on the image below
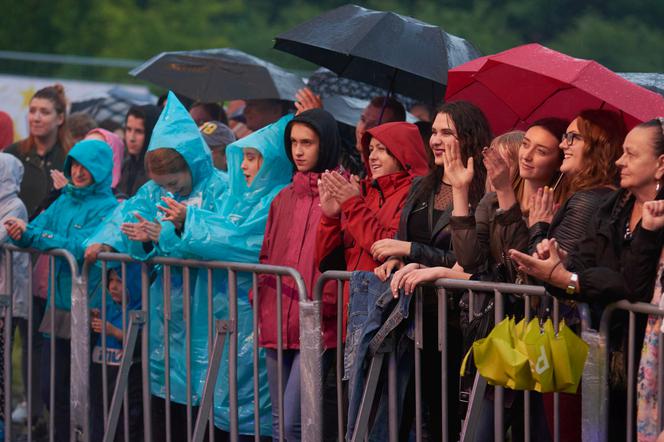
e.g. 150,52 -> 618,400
0,81 -> 663,442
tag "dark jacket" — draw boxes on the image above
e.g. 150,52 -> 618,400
5,140 -> 66,218
116,105 -> 161,198
529,187 -> 614,254
396,176 -> 456,267
569,188 -> 664,304
450,192 -> 529,282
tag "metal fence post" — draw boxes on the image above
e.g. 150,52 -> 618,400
301,277 -> 323,442
72,259 -> 90,442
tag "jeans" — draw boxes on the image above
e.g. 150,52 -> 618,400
344,271 -> 414,441
265,349 -> 335,442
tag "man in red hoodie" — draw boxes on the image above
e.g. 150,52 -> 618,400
256,108 -> 341,441
316,121 -> 430,335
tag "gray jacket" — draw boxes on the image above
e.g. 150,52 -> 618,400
0,153 -> 29,318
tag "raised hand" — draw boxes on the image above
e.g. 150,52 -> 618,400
157,197 -> 187,230
322,171 -> 361,205
294,87 -> 323,115
528,186 -> 559,227
642,200 -> 664,232
3,217 -> 27,241
317,178 -> 341,218
134,214 -> 162,242
483,145 -> 511,192
50,169 -> 69,190
509,238 -> 570,288
442,140 -> 474,189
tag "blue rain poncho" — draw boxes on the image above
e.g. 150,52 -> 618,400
85,92 -> 229,407
14,140 -> 118,313
159,114 -> 294,435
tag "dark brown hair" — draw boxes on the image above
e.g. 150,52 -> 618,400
369,96 -> 406,122
638,118 -> 664,156
20,84 -> 73,154
568,109 -> 626,194
145,148 -> 189,176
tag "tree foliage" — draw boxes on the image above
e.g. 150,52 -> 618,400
0,0 -> 661,82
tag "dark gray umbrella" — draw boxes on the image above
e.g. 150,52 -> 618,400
130,48 -> 305,102
274,4 -> 481,104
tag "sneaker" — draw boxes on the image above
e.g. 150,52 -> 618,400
12,401 -> 27,423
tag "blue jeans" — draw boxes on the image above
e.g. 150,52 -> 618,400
344,271 -> 414,441
265,349 -> 334,442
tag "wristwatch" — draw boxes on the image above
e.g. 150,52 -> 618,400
566,273 -> 578,295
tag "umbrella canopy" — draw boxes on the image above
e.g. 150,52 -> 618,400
445,43 -> 664,135
274,4 -> 481,105
130,48 -> 305,102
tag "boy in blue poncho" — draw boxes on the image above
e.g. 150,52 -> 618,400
5,139 -> 118,442
89,264 -> 143,441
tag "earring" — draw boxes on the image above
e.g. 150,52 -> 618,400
657,181 -> 661,193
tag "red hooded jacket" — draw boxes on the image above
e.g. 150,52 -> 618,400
256,109 -> 341,350
315,122 -> 429,336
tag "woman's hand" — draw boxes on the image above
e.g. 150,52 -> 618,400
294,87 -> 323,115
3,217 -> 27,240
121,214 -> 161,243
84,243 -> 113,262
483,146 -> 511,192
318,178 -> 341,218
399,267 -> 451,296
528,186 -> 559,227
374,258 -> 403,282
370,239 -> 411,262
50,169 -> 69,190
158,197 -> 187,230
642,200 -> 664,231
390,263 -> 423,297
322,171 -> 361,205
509,238 -> 571,288
442,140 -> 474,189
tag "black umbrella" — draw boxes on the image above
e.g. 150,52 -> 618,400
130,48 -> 305,102
274,4 -> 481,104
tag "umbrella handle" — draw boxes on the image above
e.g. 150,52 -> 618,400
378,68 -> 398,124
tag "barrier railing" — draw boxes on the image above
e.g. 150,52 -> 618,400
0,244 -> 655,442
1,244 -> 81,442
310,270 -> 593,442
78,251 -> 309,442
596,300 -> 664,442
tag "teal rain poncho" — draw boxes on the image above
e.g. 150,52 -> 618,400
159,113 -> 294,435
15,139 -> 117,312
85,92 -> 228,406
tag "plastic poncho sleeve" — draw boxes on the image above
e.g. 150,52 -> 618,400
159,205 -> 265,263
16,198 -> 107,260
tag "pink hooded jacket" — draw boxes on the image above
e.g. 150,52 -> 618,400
86,128 -> 124,189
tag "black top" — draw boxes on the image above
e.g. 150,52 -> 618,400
5,140 -> 66,218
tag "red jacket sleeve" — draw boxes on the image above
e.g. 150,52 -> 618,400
315,213 -> 342,265
340,194 -> 402,254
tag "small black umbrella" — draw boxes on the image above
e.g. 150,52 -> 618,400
274,4 -> 481,104
130,48 -> 306,102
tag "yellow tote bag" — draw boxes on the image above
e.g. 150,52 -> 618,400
462,317 -> 534,390
549,321 -> 589,393
522,318 -> 555,392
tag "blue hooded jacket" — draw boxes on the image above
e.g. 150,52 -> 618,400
84,92 -> 229,408
159,113 -> 294,435
16,139 -> 118,312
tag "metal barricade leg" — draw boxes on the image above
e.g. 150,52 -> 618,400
192,320 -> 231,442
103,311 -> 146,442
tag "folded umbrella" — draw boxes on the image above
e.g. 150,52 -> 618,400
445,43 -> 664,135
130,48 -> 305,102
274,4 -> 480,104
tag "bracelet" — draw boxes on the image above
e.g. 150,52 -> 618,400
547,260 -> 563,282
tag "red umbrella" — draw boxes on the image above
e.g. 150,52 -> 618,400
445,43 -> 664,135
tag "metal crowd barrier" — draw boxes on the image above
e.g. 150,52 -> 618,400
77,251 -> 309,442
594,300 -> 664,442
309,270 -> 593,442
1,244 -> 81,442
